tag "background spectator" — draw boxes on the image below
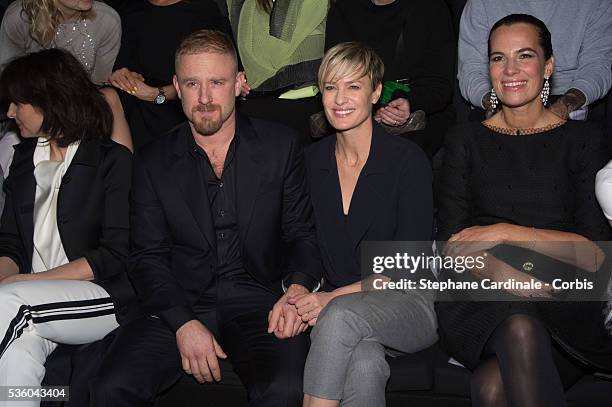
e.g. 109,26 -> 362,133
0,0 -> 121,85
228,0 -> 328,144
325,0 -> 456,158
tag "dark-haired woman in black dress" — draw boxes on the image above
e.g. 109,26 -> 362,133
437,14 -> 612,407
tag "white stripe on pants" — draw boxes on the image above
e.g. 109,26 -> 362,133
0,280 -> 119,407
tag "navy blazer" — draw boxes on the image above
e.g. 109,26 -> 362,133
128,115 -> 321,332
305,124 -> 434,289
0,138 -> 136,321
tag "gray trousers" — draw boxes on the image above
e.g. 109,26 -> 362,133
303,289 -> 438,407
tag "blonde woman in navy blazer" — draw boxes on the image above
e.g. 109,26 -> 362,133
295,42 -> 438,407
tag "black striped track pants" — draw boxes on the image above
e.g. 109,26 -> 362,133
0,280 -> 118,407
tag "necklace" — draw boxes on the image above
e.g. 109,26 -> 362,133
55,18 -> 96,76
482,120 -> 565,136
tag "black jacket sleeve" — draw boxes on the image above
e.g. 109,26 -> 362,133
280,134 -> 322,291
83,146 -> 132,283
128,154 -> 196,332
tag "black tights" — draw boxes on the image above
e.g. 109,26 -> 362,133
471,314 -> 566,407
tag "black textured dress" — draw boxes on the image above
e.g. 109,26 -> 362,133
435,120 -> 612,370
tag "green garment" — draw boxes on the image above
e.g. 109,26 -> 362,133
228,0 -> 328,90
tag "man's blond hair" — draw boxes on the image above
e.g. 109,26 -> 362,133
175,29 -> 238,71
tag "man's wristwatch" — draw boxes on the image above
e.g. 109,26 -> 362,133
154,87 -> 166,105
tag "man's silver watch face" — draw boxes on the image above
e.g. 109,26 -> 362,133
155,93 -> 166,104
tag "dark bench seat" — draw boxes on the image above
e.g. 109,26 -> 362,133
42,341 -> 612,406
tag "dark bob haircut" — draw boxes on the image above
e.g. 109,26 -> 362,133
0,48 -> 113,147
488,14 -> 553,61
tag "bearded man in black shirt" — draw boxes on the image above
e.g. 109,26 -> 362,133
91,29 -> 321,407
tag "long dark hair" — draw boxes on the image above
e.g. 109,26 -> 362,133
488,14 -> 553,60
0,48 -> 113,147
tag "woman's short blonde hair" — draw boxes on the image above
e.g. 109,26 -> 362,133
318,42 -> 384,91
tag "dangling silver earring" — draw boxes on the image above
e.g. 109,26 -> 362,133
541,77 -> 550,106
489,88 -> 498,110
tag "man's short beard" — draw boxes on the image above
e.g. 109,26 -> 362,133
192,104 -> 223,135
193,117 -> 223,135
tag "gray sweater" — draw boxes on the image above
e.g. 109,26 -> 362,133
0,1 -> 121,85
458,0 -> 612,108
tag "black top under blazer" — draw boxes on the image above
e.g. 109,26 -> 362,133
0,138 -> 136,322
305,124 -> 434,289
128,115 -> 322,332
